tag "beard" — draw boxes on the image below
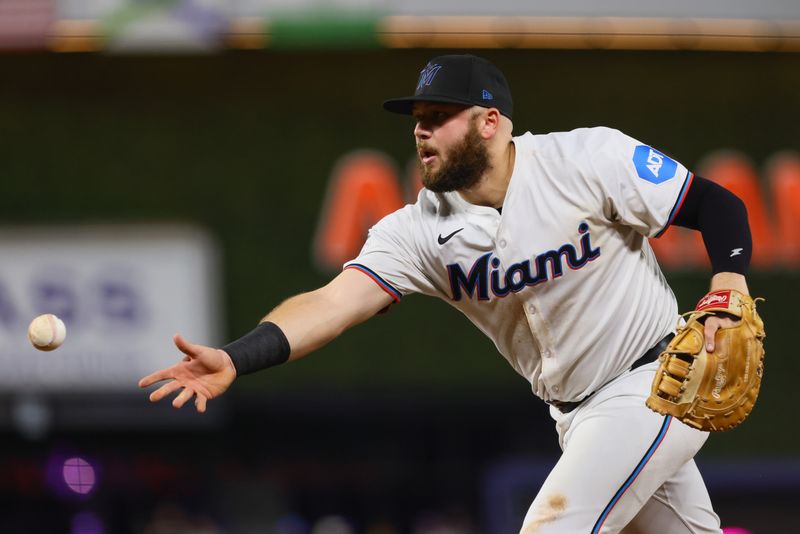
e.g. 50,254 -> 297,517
419,120 -> 492,193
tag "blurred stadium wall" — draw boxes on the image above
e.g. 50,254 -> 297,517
0,1 -> 798,533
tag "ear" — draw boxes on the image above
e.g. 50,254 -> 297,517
478,108 -> 501,140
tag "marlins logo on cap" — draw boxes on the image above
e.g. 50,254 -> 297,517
416,63 -> 443,91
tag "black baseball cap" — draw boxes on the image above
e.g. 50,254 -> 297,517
383,54 -> 513,119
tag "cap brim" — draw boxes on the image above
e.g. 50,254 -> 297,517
382,95 -> 476,115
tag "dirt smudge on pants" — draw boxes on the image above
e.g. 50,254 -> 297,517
521,494 -> 567,533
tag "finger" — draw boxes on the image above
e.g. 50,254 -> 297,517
195,394 -> 208,413
149,380 -> 183,402
174,334 -> 202,359
704,320 -> 719,352
172,387 -> 195,409
717,317 -> 740,328
139,369 -> 173,388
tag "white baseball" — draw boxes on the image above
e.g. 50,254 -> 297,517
28,314 -> 67,351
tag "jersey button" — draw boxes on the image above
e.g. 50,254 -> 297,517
527,304 -> 536,314
543,350 -> 551,358
553,385 -> 560,393
498,239 -> 507,248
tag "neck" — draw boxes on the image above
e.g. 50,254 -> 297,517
458,139 -> 516,208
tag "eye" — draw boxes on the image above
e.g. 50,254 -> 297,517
413,109 -> 451,126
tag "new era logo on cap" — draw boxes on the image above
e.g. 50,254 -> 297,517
383,54 -> 514,119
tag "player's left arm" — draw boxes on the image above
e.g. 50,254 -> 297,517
671,176 -> 752,352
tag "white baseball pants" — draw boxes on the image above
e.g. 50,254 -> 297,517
521,363 -> 722,534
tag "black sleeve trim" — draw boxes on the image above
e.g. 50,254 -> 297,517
671,175 -> 752,274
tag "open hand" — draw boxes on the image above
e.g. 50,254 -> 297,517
138,334 -> 237,413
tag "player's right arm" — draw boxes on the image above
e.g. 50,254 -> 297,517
263,268 -> 396,360
138,268 -> 394,412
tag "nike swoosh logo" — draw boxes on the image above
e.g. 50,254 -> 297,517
438,228 -> 464,245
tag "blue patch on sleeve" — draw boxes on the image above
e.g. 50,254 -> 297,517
632,145 -> 678,184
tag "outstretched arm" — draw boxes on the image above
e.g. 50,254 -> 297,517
265,268 -> 396,361
138,268 -> 395,412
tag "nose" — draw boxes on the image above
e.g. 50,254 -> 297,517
414,120 -> 431,141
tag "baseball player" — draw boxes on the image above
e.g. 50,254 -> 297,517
140,55 -> 754,533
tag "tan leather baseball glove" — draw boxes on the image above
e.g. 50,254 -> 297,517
646,289 -> 765,432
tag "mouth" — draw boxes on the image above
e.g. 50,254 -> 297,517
418,146 -> 438,166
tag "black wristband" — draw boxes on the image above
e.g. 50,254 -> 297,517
222,322 -> 291,376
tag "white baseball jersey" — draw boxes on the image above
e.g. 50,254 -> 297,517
345,127 -> 694,403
